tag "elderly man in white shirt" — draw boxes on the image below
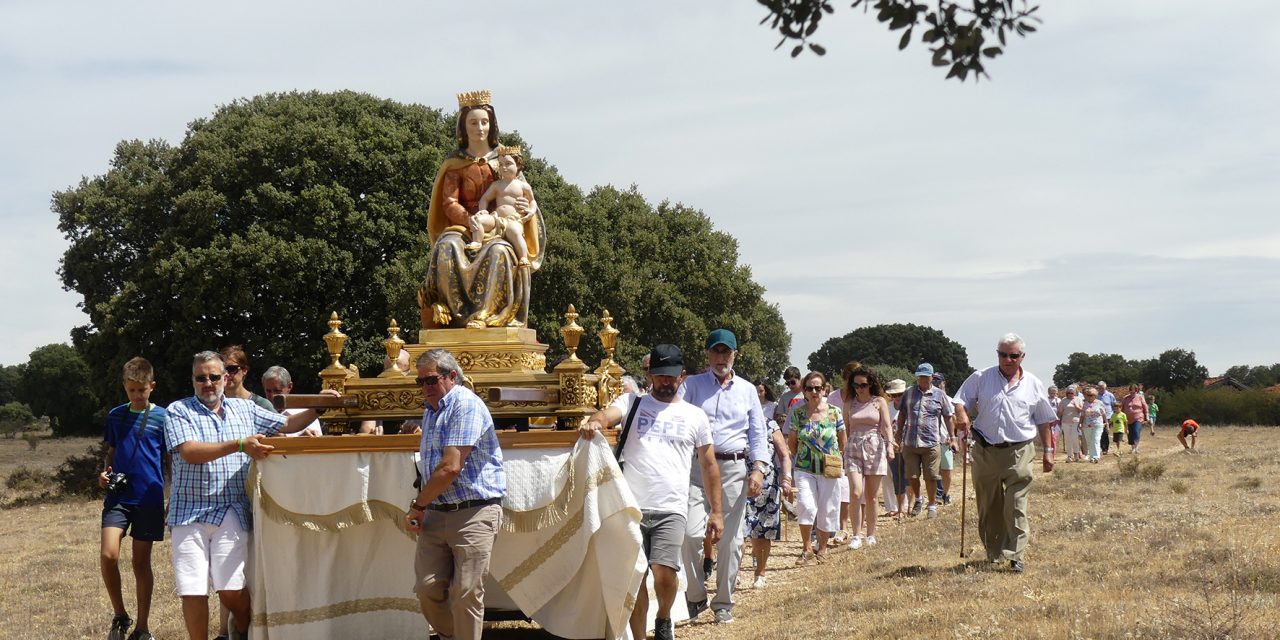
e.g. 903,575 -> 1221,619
952,333 -> 1056,574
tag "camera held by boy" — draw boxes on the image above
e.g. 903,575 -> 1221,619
98,357 -> 168,640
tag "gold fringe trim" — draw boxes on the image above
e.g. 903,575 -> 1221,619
496,466 -> 619,592
499,446 -> 580,534
250,465 -> 414,539
250,596 -> 421,627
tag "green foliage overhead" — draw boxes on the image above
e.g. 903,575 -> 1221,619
759,0 -> 1041,81
54,91 -> 791,404
18,344 -> 98,436
807,323 -> 972,383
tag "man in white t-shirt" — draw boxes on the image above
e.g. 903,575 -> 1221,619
580,344 -> 723,640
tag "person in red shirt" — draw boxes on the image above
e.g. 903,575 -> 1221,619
1178,419 -> 1200,451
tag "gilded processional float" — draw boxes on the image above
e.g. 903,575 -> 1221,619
248,90 -> 650,640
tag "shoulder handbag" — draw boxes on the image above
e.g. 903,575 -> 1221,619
803,429 -> 843,479
612,395 -> 644,472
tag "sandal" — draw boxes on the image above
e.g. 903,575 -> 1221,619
815,550 -> 829,563
795,551 -> 815,567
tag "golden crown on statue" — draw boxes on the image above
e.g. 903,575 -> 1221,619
496,145 -> 523,157
456,89 -> 492,109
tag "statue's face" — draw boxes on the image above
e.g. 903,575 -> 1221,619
497,155 -> 519,179
464,108 -> 490,145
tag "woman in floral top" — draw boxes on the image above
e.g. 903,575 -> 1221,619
786,371 -> 846,565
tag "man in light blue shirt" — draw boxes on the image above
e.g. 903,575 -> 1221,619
679,329 -> 769,624
404,348 -> 504,640
166,351 -> 331,640
952,334 -> 1056,574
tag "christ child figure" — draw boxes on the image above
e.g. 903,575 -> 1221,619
468,146 -> 537,265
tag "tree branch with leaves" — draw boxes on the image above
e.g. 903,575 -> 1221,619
758,0 -> 1041,81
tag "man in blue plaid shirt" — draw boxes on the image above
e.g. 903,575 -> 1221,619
404,348 -> 505,640
165,350 -> 332,640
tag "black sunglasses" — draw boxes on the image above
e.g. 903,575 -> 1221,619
194,374 -> 223,383
997,351 -> 1023,360
225,364 -> 245,374
416,374 -> 443,387
805,385 -> 824,392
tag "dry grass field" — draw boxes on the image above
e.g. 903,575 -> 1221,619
2,427 -> 1277,639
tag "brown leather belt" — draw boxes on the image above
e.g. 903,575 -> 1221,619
714,450 -> 748,461
429,497 -> 502,512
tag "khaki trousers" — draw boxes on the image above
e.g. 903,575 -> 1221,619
971,440 -> 1034,562
414,504 -> 502,640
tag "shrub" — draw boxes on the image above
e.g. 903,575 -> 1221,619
1170,479 -> 1189,494
1159,388 -> 1280,426
5,466 -> 52,492
23,432 -> 39,450
1233,477 -> 1262,490
55,443 -> 108,497
1138,460 -> 1167,481
1118,456 -> 1140,478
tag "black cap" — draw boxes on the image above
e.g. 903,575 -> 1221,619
648,344 -> 685,377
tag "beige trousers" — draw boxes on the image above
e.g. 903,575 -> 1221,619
971,440 -> 1034,562
414,504 -> 502,640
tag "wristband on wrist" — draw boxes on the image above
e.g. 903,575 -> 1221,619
409,500 -> 426,512
237,437 -> 245,453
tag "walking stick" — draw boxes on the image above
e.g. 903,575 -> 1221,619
959,434 -> 968,558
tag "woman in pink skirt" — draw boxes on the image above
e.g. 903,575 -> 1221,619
841,365 -> 897,549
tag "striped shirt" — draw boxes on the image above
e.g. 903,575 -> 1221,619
419,385 -> 505,506
897,385 -> 954,448
164,396 -> 286,529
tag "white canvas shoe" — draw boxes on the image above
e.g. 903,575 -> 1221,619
847,535 -> 864,550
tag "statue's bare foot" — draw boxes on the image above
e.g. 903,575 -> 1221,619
517,257 -> 531,267
505,320 -> 525,327
465,319 -> 486,329
465,241 -> 482,251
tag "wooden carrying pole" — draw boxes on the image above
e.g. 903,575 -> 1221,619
959,436 -> 968,558
271,394 -> 361,411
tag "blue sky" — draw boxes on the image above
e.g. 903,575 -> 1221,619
2,1 -> 1278,382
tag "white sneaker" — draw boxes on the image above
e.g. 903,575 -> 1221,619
926,505 -> 938,519
865,535 -> 877,546
752,575 -> 766,589
847,535 -> 864,550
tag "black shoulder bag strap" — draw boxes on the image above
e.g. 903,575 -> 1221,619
613,396 -> 644,471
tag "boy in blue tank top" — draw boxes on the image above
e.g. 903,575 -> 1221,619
98,357 -> 167,640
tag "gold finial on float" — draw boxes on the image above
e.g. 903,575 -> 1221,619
456,89 -> 492,109
597,309 -> 619,362
380,319 -> 406,377
323,312 -> 348,371
320,311 -> 351,394
560,305 -> 584,362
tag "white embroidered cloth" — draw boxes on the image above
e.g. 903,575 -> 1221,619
248,435 -> 646,639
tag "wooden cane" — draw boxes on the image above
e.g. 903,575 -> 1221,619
959,434 -> 968,558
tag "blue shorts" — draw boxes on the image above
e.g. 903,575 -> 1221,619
102,501 -> 165,542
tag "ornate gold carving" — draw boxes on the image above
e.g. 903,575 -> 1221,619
456,350 -> 544,371
456,89 -> 492,109
360,389 -> 424,412
559,374 -> 598,408
496,144 -> 523,157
